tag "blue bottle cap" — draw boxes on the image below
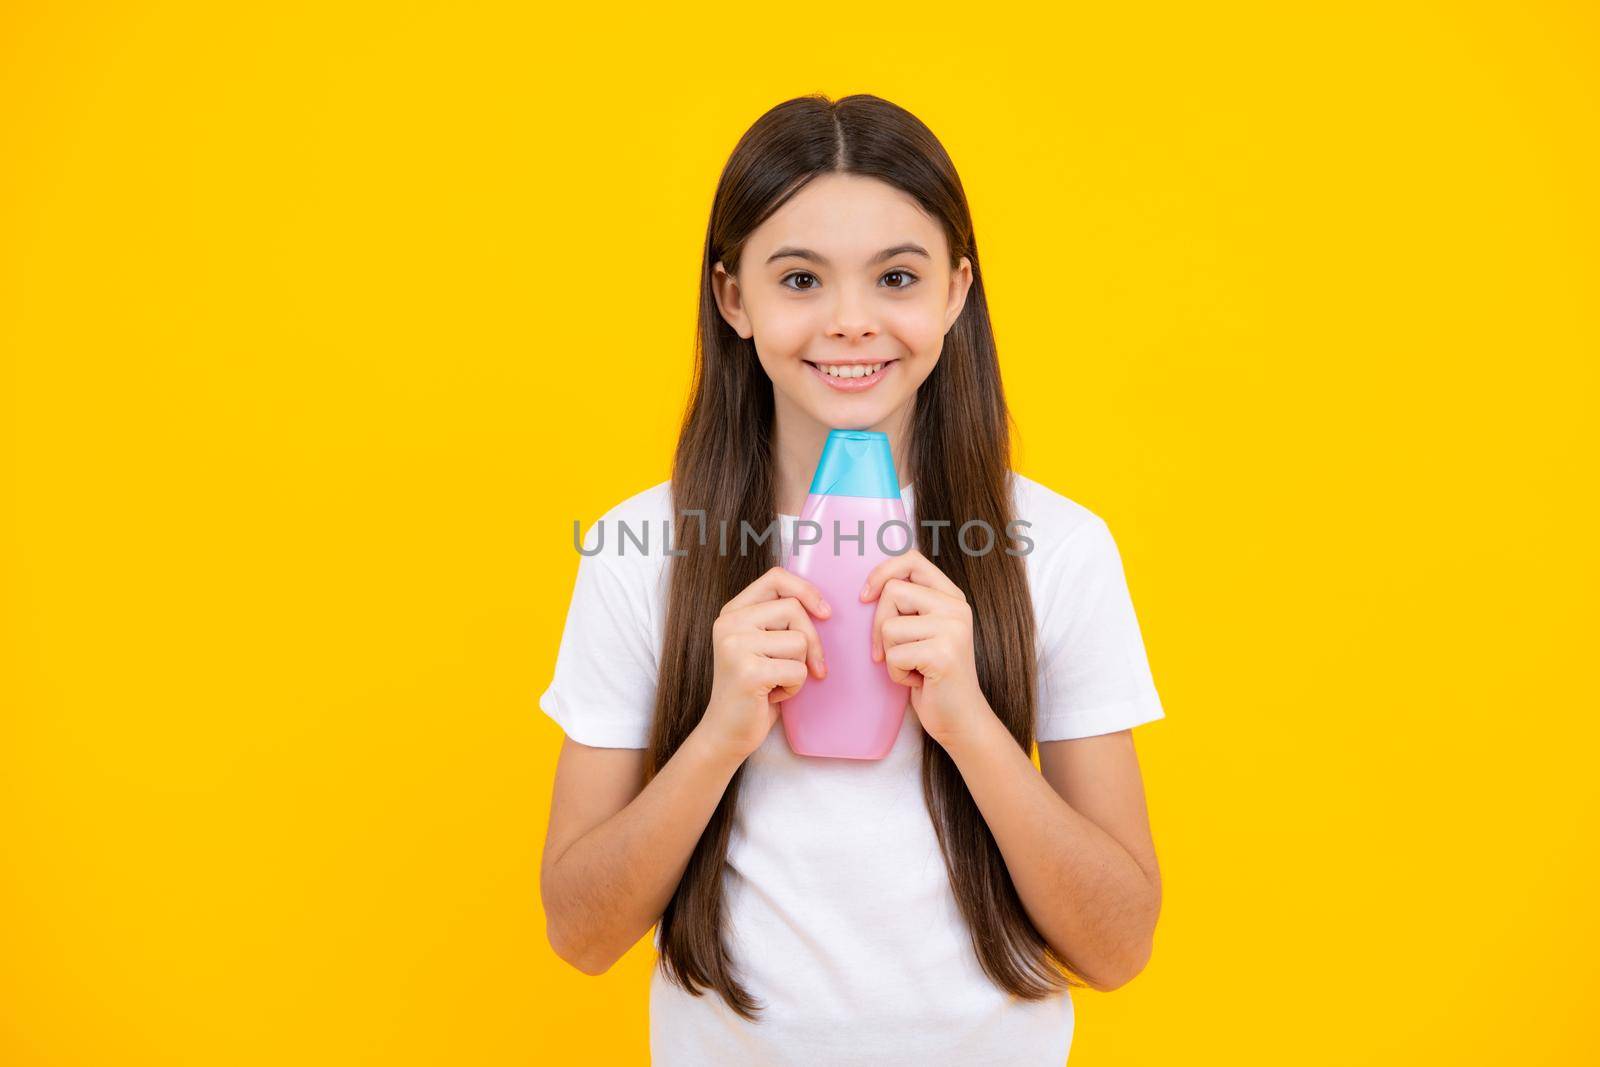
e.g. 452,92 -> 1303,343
808,430 -> 902,499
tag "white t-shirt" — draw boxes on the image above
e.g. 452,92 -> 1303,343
538,472 -> 1165,1066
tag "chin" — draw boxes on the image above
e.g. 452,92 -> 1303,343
821,404 -> 899,430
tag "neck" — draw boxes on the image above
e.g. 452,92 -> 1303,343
771,397 -> 914,516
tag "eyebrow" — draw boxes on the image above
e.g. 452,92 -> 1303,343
764,242 -> 932,267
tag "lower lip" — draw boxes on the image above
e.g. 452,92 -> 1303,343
805,360 -> 897,392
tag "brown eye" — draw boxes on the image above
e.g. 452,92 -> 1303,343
781,272 -> 818,291
882,270 -> 919,289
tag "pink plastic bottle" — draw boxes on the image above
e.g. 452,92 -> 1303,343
780,430 -> 911,760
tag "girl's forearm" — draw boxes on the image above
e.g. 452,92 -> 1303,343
940,710 -> 1159,991
544,721 -> 747,974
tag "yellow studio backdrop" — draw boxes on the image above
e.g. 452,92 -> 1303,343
2,2 -> 1595,1064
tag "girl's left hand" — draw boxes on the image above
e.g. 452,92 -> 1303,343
860,548 -> 992,748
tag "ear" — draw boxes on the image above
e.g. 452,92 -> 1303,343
711,261 -> 753,339
943,256 -> 974,334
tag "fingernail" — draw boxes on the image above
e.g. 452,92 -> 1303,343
859,584 -> 870,600
818,600 -> 831,616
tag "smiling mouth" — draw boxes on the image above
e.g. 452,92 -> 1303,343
802,358 -> 898,385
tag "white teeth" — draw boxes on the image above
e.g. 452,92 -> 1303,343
819,362 -> 883,379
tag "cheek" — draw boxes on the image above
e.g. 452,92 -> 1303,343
749,304 -> 814,366
886,301 -> 947,358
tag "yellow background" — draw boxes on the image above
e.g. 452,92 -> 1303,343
3,2 -> 1596,1063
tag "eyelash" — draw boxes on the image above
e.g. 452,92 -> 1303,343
780,269 -> 920,292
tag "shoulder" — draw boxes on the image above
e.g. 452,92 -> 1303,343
1007,470 -> 1112,564
575,479 -> 676,589
578,478 -> 677,550
592,478 -> 675,527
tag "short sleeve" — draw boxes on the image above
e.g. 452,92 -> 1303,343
537,545 -> 660,749
1033,515 -> 1165,741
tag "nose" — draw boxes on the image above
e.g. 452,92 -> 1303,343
826,287 -> 878,343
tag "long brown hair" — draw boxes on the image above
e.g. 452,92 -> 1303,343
646,92 -> 1085,1019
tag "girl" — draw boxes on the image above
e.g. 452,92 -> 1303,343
539,93 -> 1165,1066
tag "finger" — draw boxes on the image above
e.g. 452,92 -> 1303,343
860,549 -> 964,604
748,628 -> 808,664
879,613 -> 941,655
764,656 -> 809,702
725,565 -> 832,620
884,637 -> 939,687
871,578 -> 956,662
729,597 -> 827,678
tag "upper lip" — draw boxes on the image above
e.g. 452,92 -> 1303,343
805,358 -> 897,366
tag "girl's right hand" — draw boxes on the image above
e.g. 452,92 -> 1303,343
700,565 -> 831,761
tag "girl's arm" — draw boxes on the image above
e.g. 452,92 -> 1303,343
540,724 -> 747,975
941,721 -> 1161,991
862,549 -> 1162,991
540,565 -> 831,976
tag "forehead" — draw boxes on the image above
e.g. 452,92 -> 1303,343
746,173 -> 945,261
